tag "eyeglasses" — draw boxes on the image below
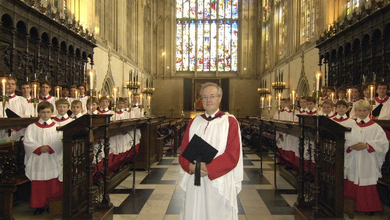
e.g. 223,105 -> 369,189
202,94 -> 219,100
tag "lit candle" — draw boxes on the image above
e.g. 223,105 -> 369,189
33,84 -> 37,99
56,87 -> 60,99
148,95 -> 151,106
292,90 -> 295,106
268,95 -> 271,106
90,70 -> 93,91
370,86 -> 374,101
316,72 -> 321,91
113,87 -> 117,106
261,97 -> 264,108
140,93 -> 143,105
75,90 -> 78,99
348,89 -> 351,102
2,78 -> 5,97
278,93 -> 281,108
331,92 -> 334,102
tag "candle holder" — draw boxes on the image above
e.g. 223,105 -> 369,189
271,82 -> 286,93
127,81 -> 141,91
257,88 -> 270,97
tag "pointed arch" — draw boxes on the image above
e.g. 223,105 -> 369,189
100,63 -> 115,96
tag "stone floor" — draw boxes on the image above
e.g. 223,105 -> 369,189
12,146 -> 390,220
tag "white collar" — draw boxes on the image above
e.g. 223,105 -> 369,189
38,118 -> 53,125
57,114 -> 69,119
205,109 -> 220,118
357,116 -> 370,123
336,114 -> 347,119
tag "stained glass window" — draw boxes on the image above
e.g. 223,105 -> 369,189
176,0 -> 238,72
300,0 -> 315,44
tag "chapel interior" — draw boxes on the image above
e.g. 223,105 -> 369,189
1,0 -> 390,220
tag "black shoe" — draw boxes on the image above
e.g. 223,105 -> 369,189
33,208 -> 45,215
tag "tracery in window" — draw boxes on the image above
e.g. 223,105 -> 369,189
277,1 -> 287,59
300,0 -> 315,44
176,0 -> 238,72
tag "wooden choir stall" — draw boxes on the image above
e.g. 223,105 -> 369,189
240,115 -> 390,220
0,115 -> 186,220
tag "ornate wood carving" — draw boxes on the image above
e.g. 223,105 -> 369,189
317,2 -> 390,88
0,0 -> 96,88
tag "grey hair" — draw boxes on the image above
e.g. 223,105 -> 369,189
200,82 -> 223,97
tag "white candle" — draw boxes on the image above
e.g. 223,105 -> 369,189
56,87 -> 60,99
316,72 -> 321,91
370,86 -> 374,101
33,84 -> 37,99
278,93 -> 281,108
261,97 -> 264,108
140,93 -> 143,105
90,70 -> 93,91
128,91 -> 132,106
348,89 -> 351,102
75,90 -> 78,99
113,87 -> 117,105
148,95 -> 151,106
268,95 -> 271,106
292,90 -> 295,106
331,92 -> 334,102
2,78 -> 5,97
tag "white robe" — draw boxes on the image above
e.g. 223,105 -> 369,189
374,96 -> 390,120
23,119 -> 63,181
180,114 -> 243,220
39,95 -> 57,115
344,119 -> 389,186
130,106 -> 144,118
5,94 -> 30,117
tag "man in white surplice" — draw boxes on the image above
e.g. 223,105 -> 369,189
179,82 -> 243,220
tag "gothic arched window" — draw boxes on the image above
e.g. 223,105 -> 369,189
176,0 -> 238,72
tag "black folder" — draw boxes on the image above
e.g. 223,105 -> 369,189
372,103 -> 383,117
67,109 -> 73,117
5,109 -> 21,118
181,134 -> 218,186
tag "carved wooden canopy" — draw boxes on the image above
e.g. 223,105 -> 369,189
316,1 -> 390,88
0,0 -> 96,88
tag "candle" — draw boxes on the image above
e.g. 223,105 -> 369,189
113,87 -> 117,106
292,90 -> 295,106
268,95 -> 271,106
370,86 -> 374,101
348,89 -> 351,102
56,87 -> 60,99
2,78 -> 5,97
90,70 -> 93,91
75,90 -> 78,99
148,95 -> 151,106
278,93 -> 281,108
316,72 -> 321,91
261,97 -> 264,108
33,84 -> 37,99
331,92 -> 334,102
140,93 -> 143,105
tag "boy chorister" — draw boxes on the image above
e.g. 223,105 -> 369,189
78,84 -> 89,114
39,80 -> 57,115
70,100 -> 83,119
305,97 -> 317,115
114,98 -> 129,120
344,100 -> 389,214
332,100 -> 355,128
319,99 -> 336,118
23,101 -> 63,214
97,96 -> 114,116
5,77 -> 30,117
53,99 -> 74,127
86,97 -> 99,115
348,86 -> 362,119
373,82 -> 390,120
